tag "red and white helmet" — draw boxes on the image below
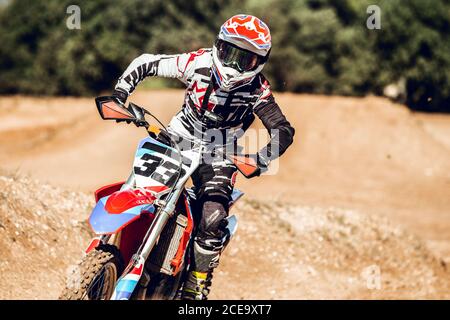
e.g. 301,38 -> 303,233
212,14 -> 271,91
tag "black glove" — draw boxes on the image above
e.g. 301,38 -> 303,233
111,89 -> 132,124
112,89 -> 128,105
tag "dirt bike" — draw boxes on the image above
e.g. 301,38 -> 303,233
60,96 -> 260,300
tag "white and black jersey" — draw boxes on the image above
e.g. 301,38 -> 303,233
114,48 -> 295,160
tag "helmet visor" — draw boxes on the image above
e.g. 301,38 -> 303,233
216,39 -> 262,73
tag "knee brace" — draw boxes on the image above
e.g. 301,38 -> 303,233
196,200 -> 228,248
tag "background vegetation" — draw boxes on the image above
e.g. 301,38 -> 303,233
0,0 -> 449,112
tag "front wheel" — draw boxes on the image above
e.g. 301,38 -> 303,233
59,245 -> 124,300
145,270 -> 186,300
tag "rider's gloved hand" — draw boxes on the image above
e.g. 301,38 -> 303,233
112,89 -> 128,105
111,89 -> 132,124
244,152 -> 270,178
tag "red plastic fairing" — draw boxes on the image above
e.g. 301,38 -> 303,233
105,189 -> 156,214
170,193 -> 194,275
145,185 -> 169,194
119,212 -> 154,266
94,181 -> 125,202
85,237 -> 101,254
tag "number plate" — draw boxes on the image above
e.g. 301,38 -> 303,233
133,137 -> 192,190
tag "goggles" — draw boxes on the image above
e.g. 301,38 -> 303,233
215,39 -> 265,72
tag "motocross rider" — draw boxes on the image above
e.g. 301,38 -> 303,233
112,14 -> 295,300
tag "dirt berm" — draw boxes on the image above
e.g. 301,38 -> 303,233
1,174 -> 449,299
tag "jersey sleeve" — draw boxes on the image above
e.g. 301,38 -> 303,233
114,50 -> 204,96
253,77 -> 295,161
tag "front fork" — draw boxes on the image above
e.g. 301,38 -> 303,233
109,188 -> 182,300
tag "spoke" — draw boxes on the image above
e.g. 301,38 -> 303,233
87,269 -> 106,299
97,273 -> 106,299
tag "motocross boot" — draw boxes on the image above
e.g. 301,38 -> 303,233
181,270 -> 213,300
181,239 -> 221,300
181,199 -> 225,300
182,243 -> 218,300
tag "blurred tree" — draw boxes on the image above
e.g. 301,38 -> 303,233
376,0 -> 450,111
0,0 -> 449,112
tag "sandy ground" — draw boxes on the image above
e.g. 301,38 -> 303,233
0,91 -> 450,299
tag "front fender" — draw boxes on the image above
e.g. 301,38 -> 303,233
89,196 -> 155,235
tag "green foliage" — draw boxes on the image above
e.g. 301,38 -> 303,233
0,0 -> 449,112
376,0 -> 450,111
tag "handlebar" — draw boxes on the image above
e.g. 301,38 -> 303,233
96,95 -> 260,178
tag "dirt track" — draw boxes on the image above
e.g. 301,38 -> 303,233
1,91 -> 450,299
